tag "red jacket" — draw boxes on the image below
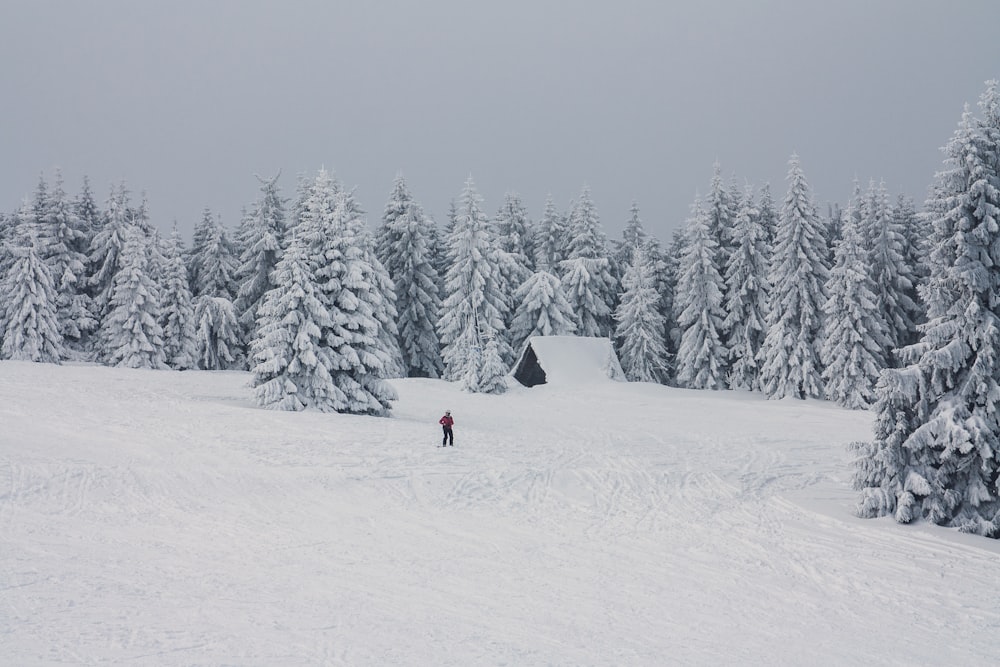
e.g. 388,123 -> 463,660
439,415 -> 454,428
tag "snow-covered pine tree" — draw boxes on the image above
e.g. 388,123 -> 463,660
705,162 -> 736,270
475,336 -> 509,395
865,181 -> 921,358
614,244 -> 671,383
193,295 -> 241,370
35,170 -> 96,352
159,225 -> 197,369
820,199 -> 891,409
1,222 -> 64,364
614,201 -> 648,267
234,172 -> 286,339
758,154 -> 830,399
189,209 -> 238,299
854,84 -> 1000,536
509,269 -> 578,354
757,182 -> 778,249
100,226 -> 167,369
895,194 -> 929,316
438,177 -> 512,387
299,170 -> 398,414
559,187 -> 617,337
533,196 -> 568,270
249,229 -> 339,411
88,182 -> 136,336
496,192 -> 535,273
675,199 -> 728,389
663,228 -> 686,363
723,185 -> 770,391
375,175 -> 443,378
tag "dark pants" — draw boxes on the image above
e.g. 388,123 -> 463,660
442,426 -> 453,446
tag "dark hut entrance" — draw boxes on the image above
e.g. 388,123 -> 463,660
513,342 -> 547,387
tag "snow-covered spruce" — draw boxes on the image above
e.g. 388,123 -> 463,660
558,187 -> 617,338
100,227 -> 167,369
438,177 -> 511,388
234,172 -> 286,341
249,229 -> 339,411
614,244 -> 671,383
722,185 -> 769,391
374,174 -> 443,378
675,198 -> 727,390
509,269 -> 578,356
820,200 -> 890,409
159,225 -> 198,369
854,83 -> 1000,537
758,154 -> 829,400
1,229 -> 64,363
298,170 -> 398,415
188,208 -> 239,300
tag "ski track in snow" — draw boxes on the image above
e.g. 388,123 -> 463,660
2,362 -> 1000,665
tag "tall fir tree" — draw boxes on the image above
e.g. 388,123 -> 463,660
375,175 -> 443,378
758,154 -> 830,399
189,208 -> 238,299
854,84 -> 1000,536
1,223 -> 64,364
675,199 -> 728,389
249,229 -> 339,411
88,182 -> 135,331
159,225 -> 198,369
820,200 -> 891,408
864,181 -> 921,359
559,187 -> 617,337
100,227 -> 167,369
299,170 -> 398,414
509,269 -> 578,354
723,185 -> 770,391
438,177 -> 511,387
234,172 -> 286,339
614,244 -> 671,383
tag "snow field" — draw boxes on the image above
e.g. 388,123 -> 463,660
2,361 -> 1000,665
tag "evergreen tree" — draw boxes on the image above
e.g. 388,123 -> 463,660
675,199 -> 727,389
234,172 -> 286,338
495,192 -> 535,273
438,177 -> 511,387
820,200 -> 891,408
705,162 -> 736,268
189,208 -> 238,299
299,170 -> 398,414
193,295 -> 241,370
559,187 -> 617,337
757,182 -> 778,249
758,155 -> 830,399
854,85 -> 1000,536
100,227 -> 166,369
509,269 -> 578,354
533,196 -> 569,270
75,175 -> 103,235
475,336 -> 509,394
375,175 -> 443,378
249,230 -> 339,411
723,185 -> 770,391
1,230 -> 63,364
88,182 -> 135,330
865,181 -> 921,357
159,225 -> 198,369
614,245 -> 671,383
36,170 -> 96,350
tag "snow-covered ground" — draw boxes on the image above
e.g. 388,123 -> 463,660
2,361 -> 999,666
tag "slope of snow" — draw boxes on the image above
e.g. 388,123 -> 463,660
2,361 -> 999,665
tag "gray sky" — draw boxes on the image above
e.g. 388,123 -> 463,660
3,1 -> 999,243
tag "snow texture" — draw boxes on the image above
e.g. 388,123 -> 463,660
2,360 -> 999,665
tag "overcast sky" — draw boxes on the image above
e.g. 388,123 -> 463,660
3,1 -> 999,242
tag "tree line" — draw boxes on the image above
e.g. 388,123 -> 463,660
2,82 -> 999,533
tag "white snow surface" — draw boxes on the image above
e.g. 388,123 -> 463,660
521,335 -> 625,385
2,361 -> 999,666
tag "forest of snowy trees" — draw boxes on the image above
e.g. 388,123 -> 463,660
3,83 -> 1000,532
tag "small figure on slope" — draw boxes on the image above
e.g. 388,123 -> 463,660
439,410 -> 454,446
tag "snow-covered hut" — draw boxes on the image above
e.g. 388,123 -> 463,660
512,336 -> 625,387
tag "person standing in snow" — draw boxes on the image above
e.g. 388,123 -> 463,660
439,410 -> 454,446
